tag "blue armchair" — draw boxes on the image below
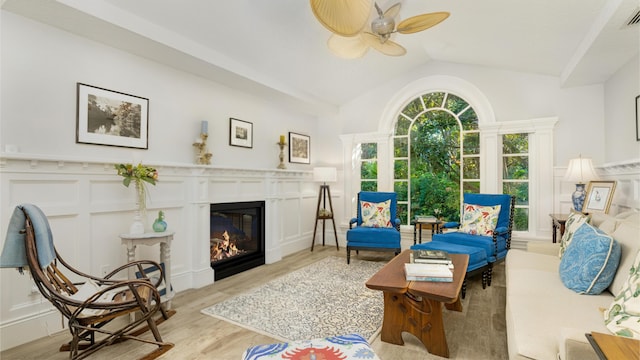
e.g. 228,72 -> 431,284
432,193 -> 514,275
346,192 -> 401,264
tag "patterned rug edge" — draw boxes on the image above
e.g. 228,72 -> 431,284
200,256 -> 385,344
199,309 -> 290,343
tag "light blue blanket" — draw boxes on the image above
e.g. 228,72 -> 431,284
0,204 -> 56,271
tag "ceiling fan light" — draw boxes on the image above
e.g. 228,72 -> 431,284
371,16 -> 395,37
310,0 -> 373,37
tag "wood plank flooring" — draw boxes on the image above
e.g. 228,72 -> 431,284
0,242 -> 508,360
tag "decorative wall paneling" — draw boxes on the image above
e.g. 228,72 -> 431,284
0,154 -> 316,351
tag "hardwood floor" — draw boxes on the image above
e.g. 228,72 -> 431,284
0,241 -> 508,360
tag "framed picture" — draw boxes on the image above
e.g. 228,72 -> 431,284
76,83 -> 149,149
289,132 -> 310,164
636,95 -> 639,141
229,118 -> 253,148
583,180 -> 617,214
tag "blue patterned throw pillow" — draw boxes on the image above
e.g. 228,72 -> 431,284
559,222 -> 621,295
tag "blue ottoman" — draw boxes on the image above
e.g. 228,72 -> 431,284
411,241 -> 490,298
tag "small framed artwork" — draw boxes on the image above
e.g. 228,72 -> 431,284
289,132 -> 310,164
635,95 -> 639,141
76,83 -> 149,149
583,180 -> 617,214
229,118 -> 253,148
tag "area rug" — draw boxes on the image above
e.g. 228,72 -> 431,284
201,256 -> 385,343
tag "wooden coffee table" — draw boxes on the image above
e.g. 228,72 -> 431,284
366,250 -> 469,358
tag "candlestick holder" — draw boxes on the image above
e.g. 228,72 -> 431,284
193,133 -> 212,165
277,142 -> 286,169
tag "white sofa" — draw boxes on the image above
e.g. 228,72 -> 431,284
505,211 -> 640,360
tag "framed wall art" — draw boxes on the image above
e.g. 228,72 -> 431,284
289,132 -> 310,164
229,118 -> 253,148
636,95 -> 639,141
583,180 -> 617,214
76,83 -> 149,149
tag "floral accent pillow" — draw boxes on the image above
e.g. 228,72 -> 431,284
360,200 -> 392,228
604,249 -> 640,339
558,210 -> 591,258
459,203 -> 501,235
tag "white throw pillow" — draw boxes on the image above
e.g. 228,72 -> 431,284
558,210 -> 591,258
604,249 -> 640,339
69,279 -> 122,317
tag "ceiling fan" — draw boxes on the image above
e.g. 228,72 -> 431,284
310,0 -> 449,58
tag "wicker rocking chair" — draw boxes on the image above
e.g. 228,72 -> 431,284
2,204 -> 175,360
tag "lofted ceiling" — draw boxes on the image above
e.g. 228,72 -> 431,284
2,0 -> 639,115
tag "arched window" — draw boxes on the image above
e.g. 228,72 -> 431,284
342,75 -> 556,240
392,92 -> 480,224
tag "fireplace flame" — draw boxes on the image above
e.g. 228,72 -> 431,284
211,230 -> 245,261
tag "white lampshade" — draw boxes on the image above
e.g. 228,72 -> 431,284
563,156 -> 599,184
313,167 -> 337,183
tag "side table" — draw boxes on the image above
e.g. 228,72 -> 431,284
586,331 -> 640,360
549,214 -> 569,243
120,231 -> 175,309
413,218 -> 443,244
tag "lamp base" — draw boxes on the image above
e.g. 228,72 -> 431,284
571,183 -> 586,212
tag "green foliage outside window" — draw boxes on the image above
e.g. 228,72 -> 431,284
410,172 -> 459,221
394,181 -> 408,201
361,161 -> 377,179
361,181 -> 377,192
359,142 -> 378,192
513,208 -> 529,231
382,92 -> 530,231
361,143 -> 377,159
391,92 -> 474,224
503,133 -> 529,230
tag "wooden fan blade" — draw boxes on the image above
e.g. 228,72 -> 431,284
327,33 -> 369,59
384,3 -> 401,19
310,0 -> 373,37
362,33 -> 406,56
397,12 -> 450,34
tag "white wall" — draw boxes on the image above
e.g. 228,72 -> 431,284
0,11 -> 335,352
604,54 -> 640,163
0,11 -> 318,169
1,6 -> 638,353
336,60 -> 608,166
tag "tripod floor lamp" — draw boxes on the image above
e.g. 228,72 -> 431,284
311,167 -> 339,251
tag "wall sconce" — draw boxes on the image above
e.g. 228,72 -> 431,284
193,120 -> 212,165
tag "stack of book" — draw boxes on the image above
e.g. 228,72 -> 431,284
410,249 -> 453,266
405,249 -> 454,282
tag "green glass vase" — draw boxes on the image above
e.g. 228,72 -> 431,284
152,210 -> 167,232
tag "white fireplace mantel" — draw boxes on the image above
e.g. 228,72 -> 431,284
0,152 -> 321,351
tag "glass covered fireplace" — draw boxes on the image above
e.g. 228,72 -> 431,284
210,201 -> 265,280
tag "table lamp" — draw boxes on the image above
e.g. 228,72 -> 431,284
563,155 -> 598,212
